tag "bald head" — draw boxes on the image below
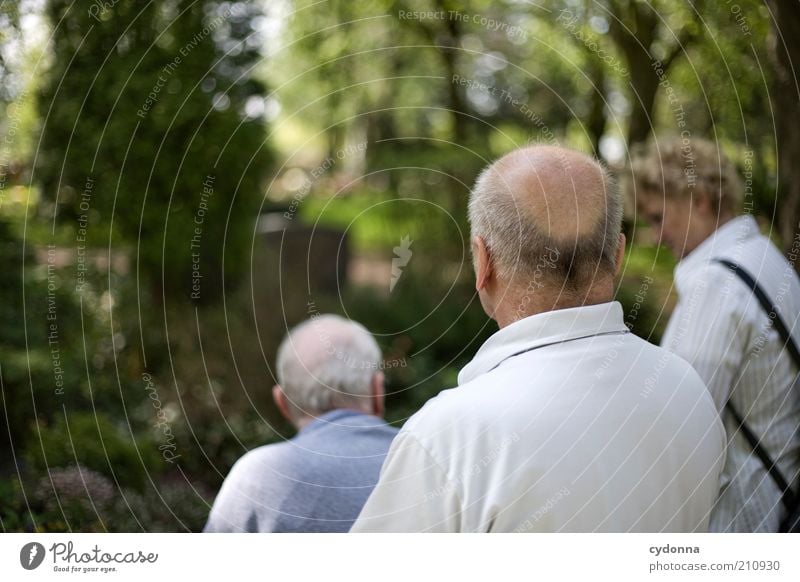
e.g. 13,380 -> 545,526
275,314 -> 381,420
469,145 -> 622,292
490,146 -> 609,239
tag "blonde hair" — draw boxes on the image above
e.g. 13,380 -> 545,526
630,137 -> 743,216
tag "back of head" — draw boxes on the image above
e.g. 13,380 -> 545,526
276,314 -> 381,420
468,145 -> 622,296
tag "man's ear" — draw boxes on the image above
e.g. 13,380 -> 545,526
614,232 -> 626,277
472,235 -> 493,291
370,372 -> 385,418
272,385 -> 293,424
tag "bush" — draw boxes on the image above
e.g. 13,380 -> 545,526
29,465 -> 115,532
0,466 -> 213,532
23,412 -> 162,491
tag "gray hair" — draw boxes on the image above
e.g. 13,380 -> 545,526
276,314 -> 381,418
468,154 -> 622,290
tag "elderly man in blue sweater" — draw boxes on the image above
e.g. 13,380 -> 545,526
204,314 -> 397,532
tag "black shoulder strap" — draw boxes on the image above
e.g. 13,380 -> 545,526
713,258 -> 799,512
714,258 -> 800,367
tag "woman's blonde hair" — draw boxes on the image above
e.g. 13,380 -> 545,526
630,137 -> 744,216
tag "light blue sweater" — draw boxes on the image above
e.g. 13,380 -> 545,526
204,409 -> 397,532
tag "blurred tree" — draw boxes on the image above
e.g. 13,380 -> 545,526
0,1 -> 31,193
37,0 -> 271,302
0,2 -> 20,106
0,218 -> 37,470
397,0 -> 471,142
592,0 -> 705,146
767,0 -> 800,260
558,0 -> 783,238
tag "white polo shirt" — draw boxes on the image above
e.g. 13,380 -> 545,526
352,301 -> 726,532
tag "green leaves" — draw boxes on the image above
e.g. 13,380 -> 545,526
37,1 -> 271,302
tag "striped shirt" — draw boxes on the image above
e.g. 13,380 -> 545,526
661,214 -> 800,532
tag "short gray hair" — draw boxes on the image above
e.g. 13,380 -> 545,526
276,314 -> 381,418
468,155 -> 622,290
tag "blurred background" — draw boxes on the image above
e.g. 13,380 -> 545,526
1,0 -> 798,531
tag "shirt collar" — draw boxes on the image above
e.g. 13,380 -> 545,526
675,214 -> 759,282
299,408 -> 383,435
457,301 -> 629,385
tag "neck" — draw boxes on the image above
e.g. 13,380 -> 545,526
293,415 -> 315,431
684,212 -> 736,258
717,212 -> 735,227
490,279 -> 614,329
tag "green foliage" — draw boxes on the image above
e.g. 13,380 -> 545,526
104,478 -> 213,532
0,466 -> 212,532
0,477 -> 27,531
0,218 -> 32,374
24,412 -> 162,491
0,2 -> 21,104
27,465 -> 116,533
0,218 -> 67,468
37,0 -> 271,300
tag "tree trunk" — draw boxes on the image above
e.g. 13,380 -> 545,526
768,0 -> 800,268
625,50 -> 661,147
585,58 -> 607,157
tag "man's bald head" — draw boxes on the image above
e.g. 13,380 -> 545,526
468,145 -> 622,292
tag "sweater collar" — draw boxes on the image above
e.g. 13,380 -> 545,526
299,408 -> 383,435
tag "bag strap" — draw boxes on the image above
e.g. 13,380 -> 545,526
715,259 -> 800,367
713,258 -> 799,512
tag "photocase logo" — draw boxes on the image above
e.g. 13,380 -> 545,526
20,542 -> 46,570
390,235 -> 413,292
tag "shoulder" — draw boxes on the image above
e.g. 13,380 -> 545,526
675,260 -> 759,322
650,342 -> 707,384
678,260 -> 735,294
352,416 -> 401,438
642,340 -> 719,410
399,377 -> 509,460
204,442 -> 294,532
224,441 -> 292,482
402,382 -> 483,433
372,422 -> 401,442
401,388 -> 454,435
